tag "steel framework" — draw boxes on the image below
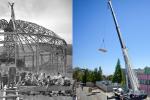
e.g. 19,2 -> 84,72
0,3 -> 67,74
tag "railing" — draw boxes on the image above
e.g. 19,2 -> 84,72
0,85 -> 22,100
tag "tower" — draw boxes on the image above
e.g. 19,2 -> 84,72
3,2 -> 18,65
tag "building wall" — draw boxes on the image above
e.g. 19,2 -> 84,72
65,44 -> 72,78
66,55 -> 72,78
138,74 -> 150,95
123,68 -> 150,94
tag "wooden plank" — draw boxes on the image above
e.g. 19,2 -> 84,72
0,95 -> 20,98
1,90 -> 19,92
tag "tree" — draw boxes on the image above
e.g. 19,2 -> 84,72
112,59 -> 123,83
121,69 -> 126,86
82,69 -> 88,85
92,68 -> 98,84
87,70 -> 93,82
73,67 -> 83,81
107,75 -> 113,81
97,66 -> 103,81
90,72 -> 95,83
102,75 -> 107,80
73,66 -> 104,84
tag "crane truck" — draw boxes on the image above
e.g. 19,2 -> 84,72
107,0 -> 147,99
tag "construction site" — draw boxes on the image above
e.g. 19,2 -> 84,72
0,2 -> 72,75
73,0 -> 150,100
0,1 -> 74,100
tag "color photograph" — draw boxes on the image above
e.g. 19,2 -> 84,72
73,0 -> 150,100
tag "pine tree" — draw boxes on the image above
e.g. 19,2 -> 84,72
112,59 -> 123,83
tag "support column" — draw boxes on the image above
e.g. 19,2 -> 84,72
40,54 -> 43,65
56,54 -> 59,72
64,48 -> 67,75
32,54 -> 34,68
36,35 -> 39,73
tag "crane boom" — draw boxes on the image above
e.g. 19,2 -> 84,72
108,0 -> 139,92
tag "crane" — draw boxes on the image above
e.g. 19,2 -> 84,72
107,0 -> 147,99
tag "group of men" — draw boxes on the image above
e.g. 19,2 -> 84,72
20,72 -> 71,86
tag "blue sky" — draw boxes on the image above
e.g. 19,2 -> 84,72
73,0 -> 150,75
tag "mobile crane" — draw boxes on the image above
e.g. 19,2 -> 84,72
107,0 -> 147,99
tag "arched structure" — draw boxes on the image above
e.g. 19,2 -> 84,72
0,3 -> 67,74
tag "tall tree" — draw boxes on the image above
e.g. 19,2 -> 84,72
87,70 -> 93,82
82,69 -> 88,85
73,67 -> 83,81
121,69 -> 126,86
93,68 -> 98,84
107,75 -> 113,81
97,66 -> 103,81
112,59 -> 123,83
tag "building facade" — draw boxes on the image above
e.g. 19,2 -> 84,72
137,67 -> 150,95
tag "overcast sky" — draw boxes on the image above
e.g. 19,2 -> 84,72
0,0 -> 72,43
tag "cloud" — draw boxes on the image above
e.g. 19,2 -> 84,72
0,0 -> 72,44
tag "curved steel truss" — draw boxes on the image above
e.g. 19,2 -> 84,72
0,18 -> 67,74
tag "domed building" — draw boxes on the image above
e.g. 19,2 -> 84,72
0,3 -> 71,76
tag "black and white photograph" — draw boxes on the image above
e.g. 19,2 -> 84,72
0,0 -> 73,100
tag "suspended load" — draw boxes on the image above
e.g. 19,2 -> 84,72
98,48 -> 107,53
99,39 -> 107,53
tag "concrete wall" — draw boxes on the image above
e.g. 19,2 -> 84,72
96,81 -> 120,92
86,82 -> 95,87
66,44 -> 72,78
